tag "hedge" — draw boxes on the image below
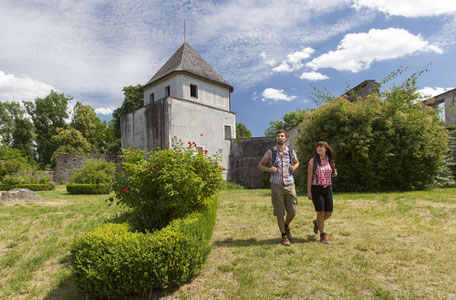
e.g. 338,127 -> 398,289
66,183 -> 111,194
0,183 -> 55,191
70,195 -> 217,298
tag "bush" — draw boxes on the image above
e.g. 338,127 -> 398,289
71,195 -> 217,299
297,76 -> 450,191
66,183 -> 111,194
70,158 -> 116,184
0,183 -> 55,191
109,144 -> 223,231
2,170 -> 52,186
223,181 -> 246,190
0,145 -> 30,180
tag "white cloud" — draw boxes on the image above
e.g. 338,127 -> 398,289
272,47 -> 315,73
261,88 -> 296,101
95,107 -> 115,115
300,71 -> 330,81
0,70 -> 56,101
307,28 -> 442,72
418,86 -> 454,98
353,0 -> 456,17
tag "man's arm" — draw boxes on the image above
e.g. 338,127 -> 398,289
258,158 -> 277,173
289,158 -> 299,172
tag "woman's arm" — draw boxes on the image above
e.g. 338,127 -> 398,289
307,162 -> 313,200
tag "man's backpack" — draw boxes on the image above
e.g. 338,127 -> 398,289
270,147 -> 293,167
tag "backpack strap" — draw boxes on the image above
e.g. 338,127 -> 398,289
271,147 -> 294,167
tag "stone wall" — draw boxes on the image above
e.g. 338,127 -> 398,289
228,136 -> 275,189
53,153 -> 119,184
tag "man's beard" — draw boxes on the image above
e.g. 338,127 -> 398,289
277,141 -> 285,145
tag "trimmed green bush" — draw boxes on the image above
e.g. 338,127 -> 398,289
70,195 -> 217,299
66,183 -> 111,194
110,144 -> 223,231
0,183 -> 55,191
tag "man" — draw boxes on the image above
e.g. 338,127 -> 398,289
258,129 -> 300,246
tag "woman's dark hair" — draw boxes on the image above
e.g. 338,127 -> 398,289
312,141 -> 335,174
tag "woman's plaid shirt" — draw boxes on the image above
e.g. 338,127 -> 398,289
262,146 -> 297,186
309,156 -> 333,187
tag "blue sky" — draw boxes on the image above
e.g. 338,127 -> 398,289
0,0 -> 455,136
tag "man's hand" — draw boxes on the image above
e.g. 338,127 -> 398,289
289,165 -> 295,172
270,167 -> 278,173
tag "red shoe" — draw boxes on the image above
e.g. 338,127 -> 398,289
320,233 -> 329,244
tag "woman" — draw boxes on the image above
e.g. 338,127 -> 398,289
307,141 -> 337,244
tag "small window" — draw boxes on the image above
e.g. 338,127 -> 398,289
149,93 -> 154,103
165,86 -> 170,97
224,125 -> 232,140
190,84 -> 198,98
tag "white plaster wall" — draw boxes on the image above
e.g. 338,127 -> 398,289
168,98 -> 236,175
121,107 -> 147,150
143,77 -> 179,104
144,75 -> 231,111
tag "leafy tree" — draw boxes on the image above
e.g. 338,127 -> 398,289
264,109 -> 309,136
71,102 -> 106,152
110,84 -> 143,153
0,101 -> 34,160
50,128 -> 91,166
25,91 -> 70,167
0,101 -> 21,146
296,70 -> 450,191
236,122 -> 252,138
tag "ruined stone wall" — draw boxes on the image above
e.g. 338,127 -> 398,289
54,153 -> 119,184
228,137 -> 275,189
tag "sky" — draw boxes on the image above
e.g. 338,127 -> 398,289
1,0 -> 455,137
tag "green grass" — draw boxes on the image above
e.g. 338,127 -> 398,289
0,186 -> 455,299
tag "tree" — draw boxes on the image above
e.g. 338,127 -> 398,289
0,101 -> 21,146
0,145 -> 30,180
71,102 -> 106,153
236,122 -> 252,138
25,91 -> 70,167
50,128 -> 91,166
264,109 -> 309,136
296,70 -> 450,191
0,101 -> 34,160
110,84 -> 144,153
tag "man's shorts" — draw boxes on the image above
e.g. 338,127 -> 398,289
271,183 -> 298,217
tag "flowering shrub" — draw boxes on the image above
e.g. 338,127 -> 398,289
109,143 -> 224,231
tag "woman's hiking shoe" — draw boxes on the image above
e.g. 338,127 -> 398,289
285,224 -> 292,240
313,220 -> 318,234
282,235 -> 291,246
320,233 -> 329,244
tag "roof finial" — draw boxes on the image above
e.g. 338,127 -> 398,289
184,19 -> 186,43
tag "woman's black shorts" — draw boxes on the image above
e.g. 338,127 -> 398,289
311,185 -> 333,212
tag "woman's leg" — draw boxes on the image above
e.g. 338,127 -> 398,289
316,211 -> 325,233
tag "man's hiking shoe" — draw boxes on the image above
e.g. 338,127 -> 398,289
281,235 -> 291,246
285,224 -> 292,240
313,220 -> 318,234
320,233 -> 329,244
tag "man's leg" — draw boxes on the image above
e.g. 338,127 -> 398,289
316,211 -> 325,233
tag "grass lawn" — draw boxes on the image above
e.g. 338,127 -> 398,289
1,186 -> 455,299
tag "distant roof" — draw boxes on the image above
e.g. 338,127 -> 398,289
143,42 -> 233,92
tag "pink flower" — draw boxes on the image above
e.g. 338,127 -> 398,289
223,168 -> 226,171
126,188 -> 129,192
188,141 -> 191,144
121,189 -> 125,192
204,150 -> 208,154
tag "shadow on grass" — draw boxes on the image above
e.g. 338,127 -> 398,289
44,273 -> 187,300
214,235 -> 316,247
44,276 -> 85,300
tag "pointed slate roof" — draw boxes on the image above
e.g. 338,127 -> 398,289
143,43 -> 233,92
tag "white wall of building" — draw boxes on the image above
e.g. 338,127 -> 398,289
168,98 -> 235,175
144,74 -> 230,111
